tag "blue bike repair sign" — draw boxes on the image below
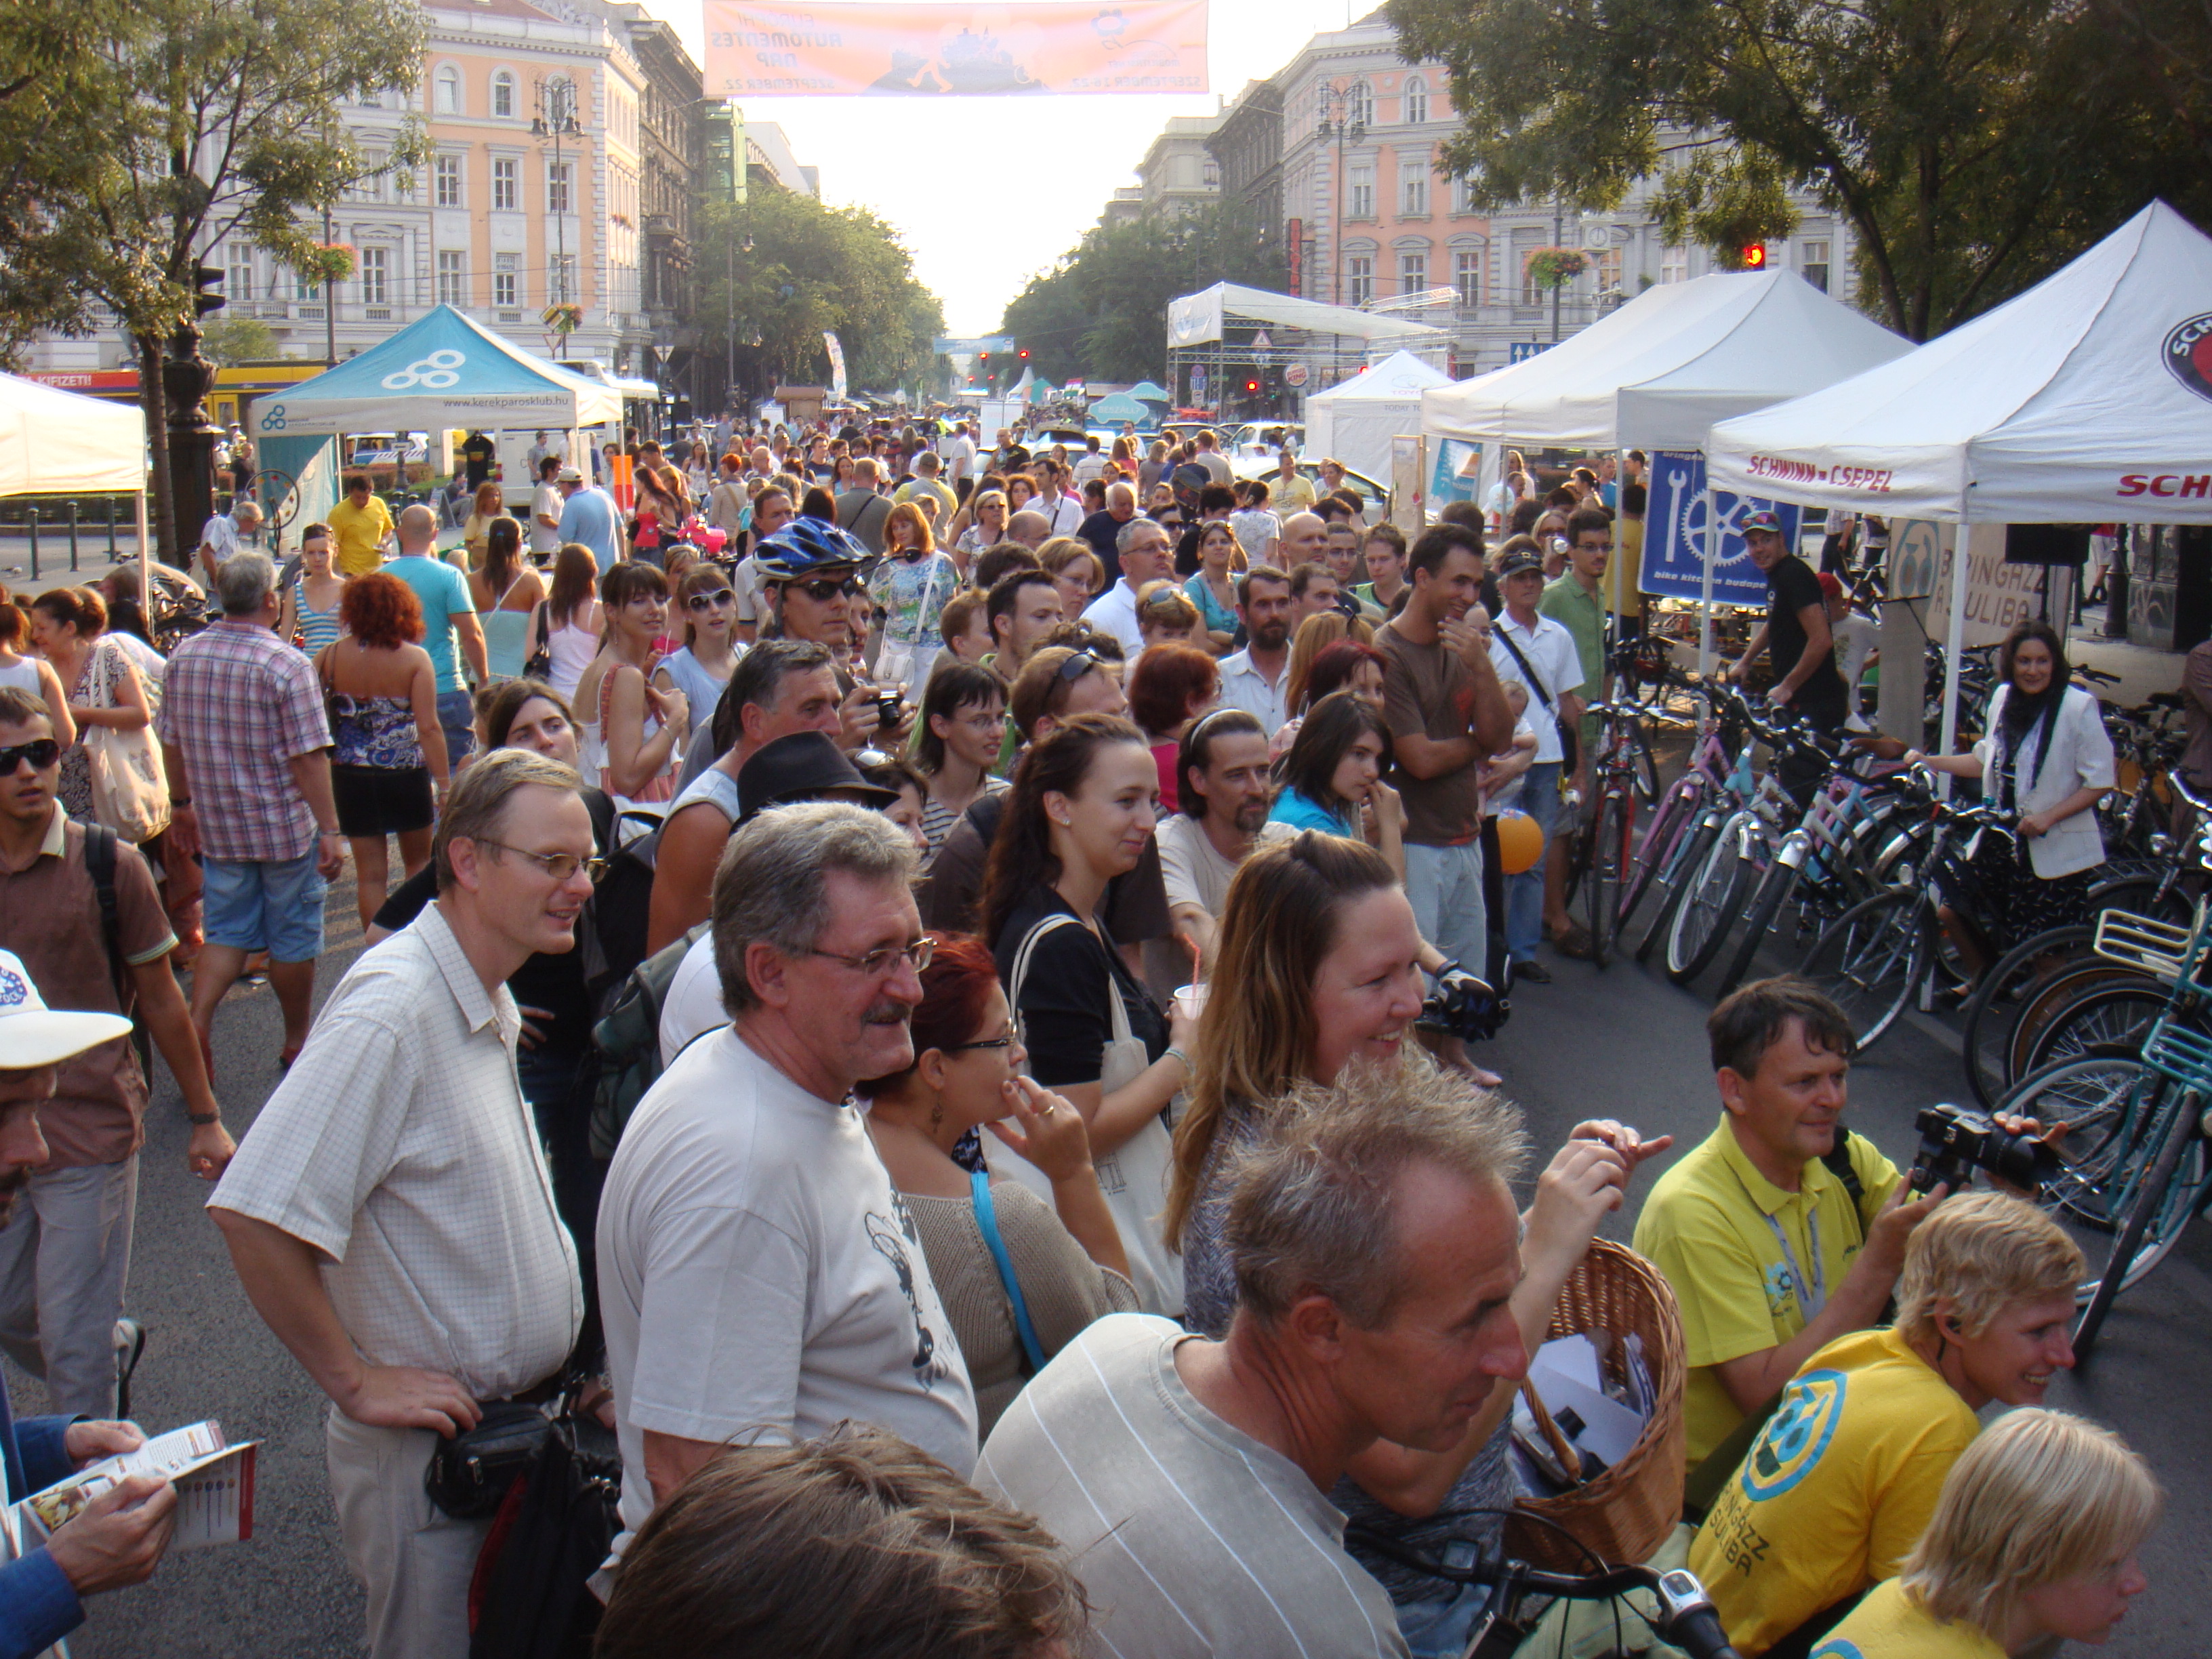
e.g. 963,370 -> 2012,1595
1431,437 -> 1481,510
1641,449 -> 1802,605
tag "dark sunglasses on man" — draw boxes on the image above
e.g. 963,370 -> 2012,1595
787,576 -> 863,602
0,739 -> 60,775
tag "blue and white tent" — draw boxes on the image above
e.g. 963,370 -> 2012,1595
250,306 -> 623,437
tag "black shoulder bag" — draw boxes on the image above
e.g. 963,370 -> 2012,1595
1495,622 -> 1579,773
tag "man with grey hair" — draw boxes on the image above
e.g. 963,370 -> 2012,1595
597,802 -> 976,1580
194,494 -> 262,583
209,750 -> 592,1658
978,1064 -> 1531,1658
385,502 -> 487,771
158,552 -> 344,1063
1080,512 -> 1172,654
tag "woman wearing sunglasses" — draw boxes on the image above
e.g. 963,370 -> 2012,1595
654,566 -> 741,748
979,714 -> 1196,1315
858,933 -> 1135,1435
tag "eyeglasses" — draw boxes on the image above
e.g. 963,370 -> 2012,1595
807,935 -> 937,977
686,590 -> 736,611
473,840 -> 606,882
788,577 -> 863,602
0,739 -> 60,774
943,1023 -> 1018,1053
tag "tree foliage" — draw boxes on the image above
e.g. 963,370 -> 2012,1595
695,191 -> 945,399
1002,199 -> 1285,384
1387,0 -> 2212,340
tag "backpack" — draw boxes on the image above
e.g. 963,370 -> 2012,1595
588,922 -> 709,1160
579,808 -> 668,1012
466,1401 -> 623,1659
83,825 -> 154,1078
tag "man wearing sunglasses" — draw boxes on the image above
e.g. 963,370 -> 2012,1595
598,802 -> 977,1594
0,689 -> 228,1425
210,751 -> 594,1659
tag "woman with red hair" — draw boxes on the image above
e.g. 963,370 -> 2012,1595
315,571 -> 449,928
859,934 -> 1135,1433
1126,641 -> 1219,812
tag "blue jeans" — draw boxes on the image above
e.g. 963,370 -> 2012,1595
1395,1574 -> 1496,1659
1507,762 -> 1562,964
203,848 -> 327,962
436,688 -> 476,770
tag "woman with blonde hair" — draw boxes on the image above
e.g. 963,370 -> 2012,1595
1039,538 -> 1103,618
1813,1409 -> 2156,1657
956,489 -> 1009,563
462,479 -> 506,567
467,514 -> 544,680
28,586 -> 145,825
654,563 -> 740,746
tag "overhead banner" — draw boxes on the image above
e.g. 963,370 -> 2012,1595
1641,449 -> 1803,605
703,1 -> 1209,97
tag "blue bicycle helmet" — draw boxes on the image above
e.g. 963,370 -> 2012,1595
753,517 -> 869,581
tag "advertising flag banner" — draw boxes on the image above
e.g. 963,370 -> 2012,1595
703,0 -> 1209,97
823,331 -> 848,399
1641,449 -> 1801,604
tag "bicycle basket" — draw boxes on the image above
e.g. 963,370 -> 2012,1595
2091,908 -> 2195,985
1507,1240 -> 1687,1572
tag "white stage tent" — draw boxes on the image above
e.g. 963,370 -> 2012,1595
0,371 -> 144,495
1420,269 -> 1908,452
250,304 -> 623,435
1303,350 -> 1454,480
1166,283 -> 1448,349
1707,200 -> 2212,754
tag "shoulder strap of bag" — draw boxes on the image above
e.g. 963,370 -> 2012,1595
1494,623 -> 1555,712
1819,1128 -> 1868,1248
82,823 -> 131,1014
1006,912 -> 1086,1048
971,1168 -> 1048,1375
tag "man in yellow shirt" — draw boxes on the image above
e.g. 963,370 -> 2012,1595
1689,1192 -> 2083,1656
1632,979 -> 1943,1471
1269,446 -> 1317,514
325,474 -> 392,577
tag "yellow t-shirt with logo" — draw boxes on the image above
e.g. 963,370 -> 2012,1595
1810,1579 -> 2005,1659
1631,1115 -> 1900,1468
1688,1328 -> 1980,1656
327,494 -> 394,577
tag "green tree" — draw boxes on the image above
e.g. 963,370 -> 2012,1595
201,317 -> 289,365
696,191 -> 944,405
1002,198 -> 1284,384
4,0 -> 424,554
1387,0 -> 2212,340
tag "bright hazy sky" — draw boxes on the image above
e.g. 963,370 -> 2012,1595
662,0 -> 1366,335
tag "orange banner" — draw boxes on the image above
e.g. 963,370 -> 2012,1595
703,1 -> 1209,97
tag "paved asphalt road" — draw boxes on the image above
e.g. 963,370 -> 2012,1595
10,860 -> 2210,1656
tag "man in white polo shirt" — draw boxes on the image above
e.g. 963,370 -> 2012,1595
977,1063 -> 1528,1659
1487,540 -> 1586,979
1080,515 -> 1173,655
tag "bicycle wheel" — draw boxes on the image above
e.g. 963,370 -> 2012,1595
1959,926 -> 2098,1107
1630,720 -> 1662,805
1797,888 -> 1929,1048
1636,814 -> 1721,965
1666,818 -> 1755,984
1616,784 -> 1692,935
2018,979 -> 2175,1076
2006,962 -> 2159,1088
1998,1056 -> 2208,1307
1717,855 -> 1802,998
1584,787 -> 1630,968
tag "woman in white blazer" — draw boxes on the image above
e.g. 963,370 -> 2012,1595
1898,619 -> 2114,970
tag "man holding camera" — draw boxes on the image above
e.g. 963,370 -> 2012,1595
1633,978 -> 1942,1475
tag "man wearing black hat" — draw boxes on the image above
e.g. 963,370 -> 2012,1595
1721,512 -> 1847,796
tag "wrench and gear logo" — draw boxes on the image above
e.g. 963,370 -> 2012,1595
381,349 -> 466,390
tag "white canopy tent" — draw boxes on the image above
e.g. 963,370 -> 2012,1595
1707,200 -> 2212,755
1167,283 -> 1449,349
1420,269 -> 1909,451
0,371 -> 152,613
1302,350 -> 1454,480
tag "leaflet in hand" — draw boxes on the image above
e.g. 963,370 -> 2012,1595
16,1420 -> 260,1551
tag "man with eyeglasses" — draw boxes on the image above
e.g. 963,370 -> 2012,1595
1082,516 -> 1173,655
597,802 -> 977,1596
209,751 -> 592,1659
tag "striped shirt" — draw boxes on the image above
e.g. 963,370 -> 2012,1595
976,1314 -> 1409,1658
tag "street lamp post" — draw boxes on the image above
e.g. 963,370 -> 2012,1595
532,77 -> 583,359
1315,85 -> 1366,310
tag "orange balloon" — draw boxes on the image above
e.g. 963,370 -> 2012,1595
1494,810 -> 1545,875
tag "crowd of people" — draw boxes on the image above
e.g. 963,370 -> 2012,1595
0,413 -> 2166,1659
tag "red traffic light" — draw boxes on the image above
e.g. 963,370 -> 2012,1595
1018,348 -> 1030,359
1244,378 -> 1261,393
979,352 -> 990,363
1740,244 -> 1767,269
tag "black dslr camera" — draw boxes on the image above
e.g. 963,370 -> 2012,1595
1908,1103 -> 2060,1197
1417,962 -> 1511,1044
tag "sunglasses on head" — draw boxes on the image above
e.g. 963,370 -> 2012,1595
1057,651 -> 1099,682
0,739 -> 60,774
787,576 -> 863,602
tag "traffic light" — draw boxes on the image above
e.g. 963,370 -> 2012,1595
191,262 -> 226,318
1740,244 -> 1767,270
1244,377 -> 1261,394
1017,348 -> 1030,361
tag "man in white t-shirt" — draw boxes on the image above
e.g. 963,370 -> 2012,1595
527,457 -> 565,557
1081,516 -> 1172,655
977,1063 -> 1528,1659
1486,544 -> 1586,979
1155,709 -> 1292,970
1822,571 -> 1880,730
596,803 -> 977,1581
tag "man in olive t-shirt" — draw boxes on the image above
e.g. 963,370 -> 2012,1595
1374,523 -> 1515,983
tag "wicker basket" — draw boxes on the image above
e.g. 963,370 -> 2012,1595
1504,1237 -> 1687,1572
